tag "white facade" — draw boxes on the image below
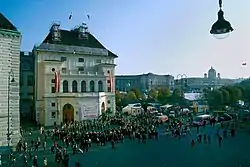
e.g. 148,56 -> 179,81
0,29 -> 21,147
34,25 -> 117,126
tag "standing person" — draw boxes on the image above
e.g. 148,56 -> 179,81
33,155 -> 38,167
43,157 -> 48,167
23,155 -> 28,167
111,139 -> 115,151
208,134 -> 211,144
218,135 -> 223,148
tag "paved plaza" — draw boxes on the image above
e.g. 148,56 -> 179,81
4,124 -> 250,167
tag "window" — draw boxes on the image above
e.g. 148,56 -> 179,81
51,112 -> 56,118
61,57 -> 66,61
81,81 -> 86,92
63,80 -> 68,93
51,87 -> 56,93
51,79 -> 55,83
28,93 -> 34,95
108,100 -> 110,104
78,67 -> 84,72
98,80 -> 103,92
72,80 -> 78,93
78,58 -> 84,62
51,103 -> 55,107
27,75 -> 34,86
96,59 -> 101,63
90,80 -> 95,92
108,87 -> 111,92
107,80 -> 111,84
62,68 -> 67,74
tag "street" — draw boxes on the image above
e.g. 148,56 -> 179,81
5,124 -> 250,167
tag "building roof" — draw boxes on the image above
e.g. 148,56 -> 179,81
42,29 -> 117,57
0,13 -> 17,31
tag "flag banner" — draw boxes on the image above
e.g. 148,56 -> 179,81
54,71 -> 60,93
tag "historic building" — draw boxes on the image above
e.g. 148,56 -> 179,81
115,73 -> 174,92
175,67 -> 238,93
0,13 -> 21,147
33,23 -> 117,126
20,51 -> 35,121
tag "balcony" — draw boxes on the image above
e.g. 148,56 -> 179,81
44,92 -> 104,98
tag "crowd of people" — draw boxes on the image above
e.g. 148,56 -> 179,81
5,111 -> 237,167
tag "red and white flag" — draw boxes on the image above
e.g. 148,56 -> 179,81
54,71 -> 60,93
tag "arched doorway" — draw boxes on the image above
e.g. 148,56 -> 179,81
63,103 -> 74,123
101,102 -> 105,114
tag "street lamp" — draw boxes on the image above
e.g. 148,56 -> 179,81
7,69 -> 15,148
210,0 -> 234,39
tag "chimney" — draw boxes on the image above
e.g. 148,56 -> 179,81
78,23 -> 88,39
50,22 -> 61,42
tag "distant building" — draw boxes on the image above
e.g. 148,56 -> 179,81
33,22 -> 117,126
20,51 -> 35,120
175,67 -> 237,93
115,73 -> 174,92
0,13 -> 21,147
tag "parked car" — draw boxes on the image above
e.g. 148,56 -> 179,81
155,113 -> 168,123
218,113 -> 232,122
193,114 -> 212,126
169,111 -> 175,118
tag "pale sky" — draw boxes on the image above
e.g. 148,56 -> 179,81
1,0 -> 250,78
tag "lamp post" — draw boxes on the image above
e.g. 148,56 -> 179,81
7,69 -> 15,148
210,0 -> 234,39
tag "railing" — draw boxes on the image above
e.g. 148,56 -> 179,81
34,43 -> 108,56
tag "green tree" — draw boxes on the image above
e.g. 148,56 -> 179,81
115,91 -> 123,111
148,89 -> 158,100
219,88 -> 230,105
131,88 -> 142,99
170,88 -> 184,104
207,89 -> 223,110
157,87 -> 171,104
125,91 -> 137,103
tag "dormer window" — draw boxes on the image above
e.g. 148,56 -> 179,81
50,22 -> 61,42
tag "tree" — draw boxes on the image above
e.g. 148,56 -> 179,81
219,88 -> 230,105
125,91 -> 137,103
169,88 -> 184,104
157,87 -> 171,104
115,91 -> 123,111
207,89 -> 223,110
131,88 -> 142,100
148,89 -> 158,100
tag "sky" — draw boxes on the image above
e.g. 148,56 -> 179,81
1,0 -> 250,78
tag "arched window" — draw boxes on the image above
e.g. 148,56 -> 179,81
90,80 -> 95,92
63,80 -> 68,93
81,81 -> 86,92
72,80 -> 78,93
98,80 -> 103,92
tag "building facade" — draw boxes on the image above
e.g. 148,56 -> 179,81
175,67 -> 237,93
34,23 -> 117,126
115,73 -> 174,92
0,13 -> 21,147
20,51 -> 35,121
